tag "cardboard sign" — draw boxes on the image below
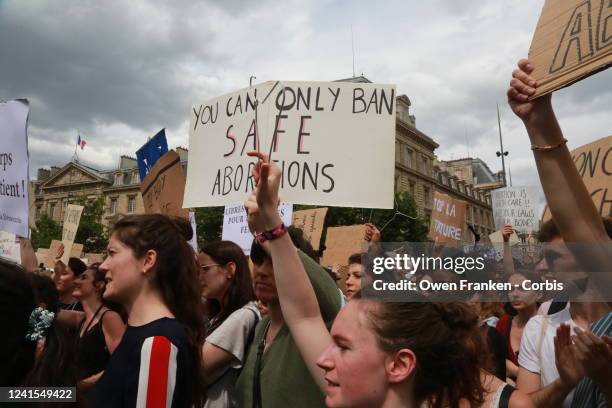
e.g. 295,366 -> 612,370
0,230 -> 21,263
542,135 -> 612,220
60,204 -> 84,264
45,239 -> 63,268
528,0 -> 612,98
184,81 -> 396,209
84,253 -> 105,264
320,224 -> 367,269
36,248 -> 49,267
0,100 -> 30,237
292,208 -> 328,251
141,150 -> 189,219
136,128 -> 169,181
221,202 -> 293,254
491,187 -> 539,233
429,191 -> 466,243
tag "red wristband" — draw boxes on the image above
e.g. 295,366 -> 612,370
256,223 -> 287,244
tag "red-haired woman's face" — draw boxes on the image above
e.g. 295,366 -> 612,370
508,273 -> 539,309
99,234 -> 146,304
316,301 -> 390,407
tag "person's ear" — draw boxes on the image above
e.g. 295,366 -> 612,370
226,262 -> 236,280
386,348 -> 416,384
142,249 -> 158,275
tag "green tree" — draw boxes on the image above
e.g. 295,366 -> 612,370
194,206 -> 224,246
73,197 -> 108,253
31,213 -> 62,250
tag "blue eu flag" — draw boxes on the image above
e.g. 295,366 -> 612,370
136,129 -> 169,181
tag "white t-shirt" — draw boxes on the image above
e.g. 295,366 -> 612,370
518,302 -> 578,408
205,302 -> 260,408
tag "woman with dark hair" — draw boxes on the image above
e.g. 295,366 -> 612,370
93,214 -> 206,408
56,257 -> 87,311
198,241 -> 259,408
72,262 -> 125,392
496,270 -> 541,384
242,151 -> 534,408
0,260 -> 78,408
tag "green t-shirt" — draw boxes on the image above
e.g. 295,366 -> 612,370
234,251 -> 341,408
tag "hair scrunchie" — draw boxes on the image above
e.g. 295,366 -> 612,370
25,307 -> 55,341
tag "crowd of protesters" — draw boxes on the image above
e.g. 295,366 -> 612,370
0,59 -> 611,408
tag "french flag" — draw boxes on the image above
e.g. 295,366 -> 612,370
77,134 -> 87,150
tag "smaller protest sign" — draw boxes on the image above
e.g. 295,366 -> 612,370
60,204 -> 84,264
0,100 -> 30,237
84,253 -> 105,264
528,0 -> 612,98
320,224 -> 367,294
136,129 -> 169,181
542,136 -> 611,220
221,202 -> 293,254
140,150 -> 189,219
45,240 -> 64,268
491,187 -> 538,233
36,248 -> 49,267
188,211 -> 198,252
0,230 -> 21,263
429,192 -> 466,243
292,208 -> 328,251
489,229 -> 520,261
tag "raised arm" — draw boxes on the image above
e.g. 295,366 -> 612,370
244,151 -> 330,391
502,225 -> 516,276
507,59 -> 612,278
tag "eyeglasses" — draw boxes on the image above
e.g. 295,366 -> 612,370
198,263 -> 219,273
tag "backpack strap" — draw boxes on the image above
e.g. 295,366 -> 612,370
499,384 -> 515,408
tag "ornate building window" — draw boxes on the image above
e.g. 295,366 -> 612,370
127,196 -> 136,213
110,197 -> 118,214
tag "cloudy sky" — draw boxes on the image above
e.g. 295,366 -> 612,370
1,0 -> 610,189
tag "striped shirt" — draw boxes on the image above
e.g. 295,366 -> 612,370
93,318 -> 192,408
571,312 -> 612,408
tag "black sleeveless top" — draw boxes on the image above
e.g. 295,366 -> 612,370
77,307 -> 111,380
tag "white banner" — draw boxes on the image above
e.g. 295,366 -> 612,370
0,230 -> 21,263
221,202 -> 293,254
184,81 -> 396,209
0,100 -> 30,237
491,187 -> 539,233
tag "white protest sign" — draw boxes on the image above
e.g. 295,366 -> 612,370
188,211 -> 198,252
184,81 -> 396,209
0,100 -> 30,237
221,202 -> 293,254
60,204 -> 84,264
0,230 -> 21,263
491,187 -> 539,233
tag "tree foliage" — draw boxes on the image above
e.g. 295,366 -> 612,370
31,213 -> 62,250
73,197 -> 108,253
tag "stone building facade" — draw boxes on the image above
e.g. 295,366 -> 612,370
30,148 -> 189,227
394,95 -> 496,241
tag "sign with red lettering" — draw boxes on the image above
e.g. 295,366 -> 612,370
528,0 -> 612,98
184,81 -> 396,209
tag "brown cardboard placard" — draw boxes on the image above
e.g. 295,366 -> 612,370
528,0 -> 612,98
429,191 -> 466,243
292,208 -> 328,251
320,224 -> 367,268
84,253 -> 105,264
45,240 -> 64,268
542,135 -> 612,220
140,150 -> 189,219
70,243 -> 84,259
36,248 -> 49,266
